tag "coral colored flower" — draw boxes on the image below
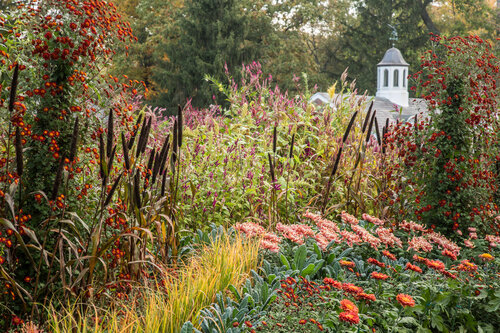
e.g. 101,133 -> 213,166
351,224 -> 381,249
396,294 -> 415,307
371,271 -> 390,280
232,322 -> 239,327
413,254 -> 427,263
340,211 -> 359,225
299,319 -> 307,325
357,293 -> 376,302
479,253 -> 494,261
405,262 -> 423,273
408,236 -> 433,252
340,299 -> 359,313
367,258 -> 385,268
442,249 -> 457,260
376,227 -> 403,248
441,270 -> 457,279
464,239 -> 475,248
340,260 -> 355,268
323,277 -> 342,289
339,311 -> 360,324
382,250 -> 396,261
362,213 -> 385,226
342,283 -> 364,295
485,235 -> 500,247
456,259 -> 477,271
244,321 -> 252,327
426,259 -> 445,271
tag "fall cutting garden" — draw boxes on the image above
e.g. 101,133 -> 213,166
0,1 -> 499,332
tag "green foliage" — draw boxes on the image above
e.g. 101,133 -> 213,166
388,35 -> 499,236
153,0 -> 267,111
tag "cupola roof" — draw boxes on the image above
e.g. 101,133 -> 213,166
377,47 -> 409,66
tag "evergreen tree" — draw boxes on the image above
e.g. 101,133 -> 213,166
155,0 -> 264,111
323,0 -> 428,95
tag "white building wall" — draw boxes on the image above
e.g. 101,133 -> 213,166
376,65 -> 409,107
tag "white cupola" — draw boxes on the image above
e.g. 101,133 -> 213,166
376,47 -> 409,107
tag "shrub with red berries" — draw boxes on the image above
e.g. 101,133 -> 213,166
387,34 -> 499,237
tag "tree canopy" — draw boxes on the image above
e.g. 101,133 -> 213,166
112,0 -> 498,111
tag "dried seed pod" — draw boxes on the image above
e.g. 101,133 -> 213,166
159,141 -> 171,176
99,133 -> 105,179
121,132 -> 130,170
8,64 -> 19,113
177,104 -> 183,148
135,117 -> 149,158
51,155 -> 65,200
103,173 -> 122,207
342,111 -> 358,143
14,127 -> 23,176
365,110 -> 377,143
133,171 -> 141,209
267,153 -> 275,182
146,148 -> 156,177
171,119 -> 178,165
272,126 -> 277,154
106,108 -> 114,158
107,145 -> 116,177
69,117 -> 79,162
374,117 -> 381,146
128,113 -> 144,150
151,151 -> 162,185
382,126 -> 387,154
161,170 -> 167,197
362,101 -> 373,133
140,117 -> 152,156
289,133 -> 295,159
157,134 -> 170,174
330,147 -> 343,178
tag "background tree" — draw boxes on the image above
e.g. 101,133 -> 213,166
152,0 -> 270,112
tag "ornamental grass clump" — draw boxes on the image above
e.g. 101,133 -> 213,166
47,232 -> 260,332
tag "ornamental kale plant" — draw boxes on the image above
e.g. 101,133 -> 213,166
386,35 -> 499,237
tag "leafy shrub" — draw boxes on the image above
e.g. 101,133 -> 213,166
386,35 -> 499,236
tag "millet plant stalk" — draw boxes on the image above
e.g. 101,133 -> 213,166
3,64 -> 19,212
326,111 -> 358,214
285,133 -> 295,223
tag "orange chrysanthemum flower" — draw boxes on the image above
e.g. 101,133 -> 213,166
371,271 -> 390,280
339,260 -> 356,268
367,257 -> 385,268
339,311 -> 360,325
340,299 -> 359,313
405,262 -> 423,273
382,250 -> 396,261
357,293 -> 376,302
342,283 -> 364,295
396,293 -> 415,307
479,253 -> 494,262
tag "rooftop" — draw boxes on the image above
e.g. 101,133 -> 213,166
377,47 -> 409,67
310,93 -> 428,133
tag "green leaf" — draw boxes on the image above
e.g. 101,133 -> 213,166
180,321 -> 194,333
399,317 -> 418,326
228,284 -> 241,302
293,244 -> 307,270
280,253 -> 290,270
300,263 -> 316,277
431,315 -> 444,331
